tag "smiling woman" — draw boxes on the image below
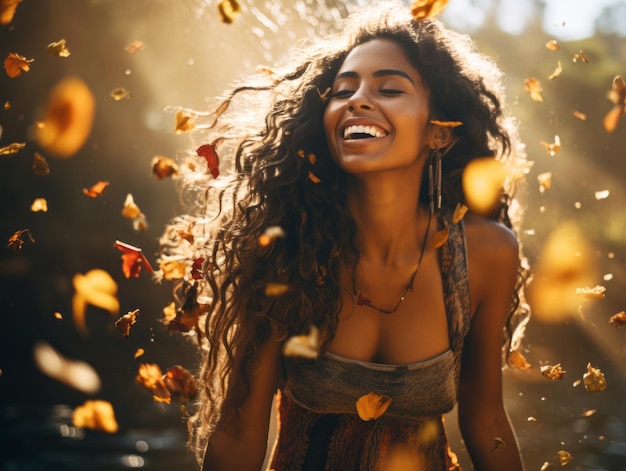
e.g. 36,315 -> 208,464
159,1 -> 530,470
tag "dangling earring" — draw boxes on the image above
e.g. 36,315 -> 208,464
428,148 -> 442,215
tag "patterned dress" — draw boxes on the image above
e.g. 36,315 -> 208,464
269,209 -> 471,471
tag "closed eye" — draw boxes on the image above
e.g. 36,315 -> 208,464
331,89 -> 354,99
379,89 -> 403,96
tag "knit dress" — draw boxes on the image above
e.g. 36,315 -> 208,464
269,210 -> 471,471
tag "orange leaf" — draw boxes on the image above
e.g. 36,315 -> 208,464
609,311 -> 626,328
163,365 -> 198,404
430,119 -> 463,128
356,392 -> 392,421
410,0 -> 449,19
4,52 -> 33,78
452,203 -> 468,224
7,228 -> 34,254
217,0 -> 241,24
175,110 -> 194,134
151,155 -> 180,179
508,350 -> 531,370
524,77 -> 543,102
136,363 -> 171,403
0,0 -> 23,25
114,309 -> 140,337
72,400 -> 118,433
429,227 -> 449,249
83,180 -> 109,198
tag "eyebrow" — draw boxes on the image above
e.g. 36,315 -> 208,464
334,69 -> 415,84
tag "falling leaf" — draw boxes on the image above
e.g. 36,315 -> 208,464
524,77 -> 543,102
576,285 -> 605,299
594,190 -> 609,200
540,135 -> 561,156
548,61 -> 562,80
429,227 -> 449,249
46,39 -> 71,57
537,172 -> 552,194
83,180 -> 109,198
175,110 -> 195,134
0,142 -> 25,156
114,309 -> 139,337
609,311 -> 626,328
134,348 -> 145,359
54,311 -> 63,320
110,87 -> 131,101
0,0 -> 23,25
259,226 -> 286,246
163,365 -> 198,403
429,119 -> 463,128
572,110 -> 586,120
7,228 -> 34,254
30,198 -> 48,212
217,0 -> 241,24
545,39 -> 560,51
33,341 -> 101,394
572,50 -> 588,63
603,75 -> 625,133
356,392 -> 392,421
4,52 -> 33,78
540,363 -> 566,380
308,171 -> 321,184
34,77 -> 95,158
265,282 -> 289,297
125,40 -> 145,53
196,144 -> 220,178
114,240 -> 154,278
191,257 -> 205,280
452,203 -> 468,224
72,400 -> 118,433
283,326 -> 319,359
558,450 -> 573,466
508,350 -> 531,370
136,363 -> 171,403
33,152 -> 50,175
4,100 -> 10,109
72,269 -> 119,335
160,260 -> 186,280
462,157 -> 506,215
151,155 -> 180,179
317,87 -> 331,102
583,363 -> 607,392
410,0 -> 449,19
121,193 -> 143,219
581,409 -> 596,417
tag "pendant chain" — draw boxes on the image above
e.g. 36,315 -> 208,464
351,211 -> 433,315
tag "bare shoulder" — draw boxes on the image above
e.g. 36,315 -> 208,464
463,212 -> 519,311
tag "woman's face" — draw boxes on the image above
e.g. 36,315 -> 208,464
323,38 -> 432,175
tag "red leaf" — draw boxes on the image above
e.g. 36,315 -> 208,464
114,240 -> 154,278
191,257 -> 204,280
196,144 -> 219,179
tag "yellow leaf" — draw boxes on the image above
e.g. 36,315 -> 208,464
46,39 -> 71,57
410,0 -> 449,19
428,227 -> 449,249
356,392 -> 392,421
4,52 -> 33,78
72,400 -> 118,433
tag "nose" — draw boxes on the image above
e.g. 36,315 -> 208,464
347,86 -> 374,112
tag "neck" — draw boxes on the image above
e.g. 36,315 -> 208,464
347,171 -> 426,267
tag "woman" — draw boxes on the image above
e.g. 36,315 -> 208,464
161,1 -> 529,469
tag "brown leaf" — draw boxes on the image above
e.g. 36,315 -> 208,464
609,311 -> 626,328
356,392 -> 392,421
410,0 -> 449,19
72,400 -> 118,433
583,363 -> 607,393
151,155 -> 180,179
34,77 -> 95,158
4,52 -> 33,78
46,39 -> 71,57
83,180 -> 109,198
508,350 -> 531,370
217,0 -> 241,24
0,0 -> 23,25
33,152 -> 50,175
429,227 -> 449,249
175,110 -> 195,134
0,142 -> 26,156
163,365 -> 198,404
524,77 -> 543,102
110,87 -> 131,101
7,228 -> 34,254
114,309 -> 140,337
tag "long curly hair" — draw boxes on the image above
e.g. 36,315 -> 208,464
158,0 -> 530,462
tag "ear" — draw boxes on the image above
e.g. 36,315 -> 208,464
428,123 -> 457,152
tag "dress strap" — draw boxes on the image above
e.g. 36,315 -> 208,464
438,208 -> 471,354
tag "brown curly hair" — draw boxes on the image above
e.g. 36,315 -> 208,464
158,1 -> 530,463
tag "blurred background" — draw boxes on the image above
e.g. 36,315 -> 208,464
1,0 -> 625,470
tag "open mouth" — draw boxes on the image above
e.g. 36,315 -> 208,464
342,124 -> 388,140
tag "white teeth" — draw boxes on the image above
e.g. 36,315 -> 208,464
343,124 -> 387,139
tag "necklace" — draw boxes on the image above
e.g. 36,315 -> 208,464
351,211 -> 432,315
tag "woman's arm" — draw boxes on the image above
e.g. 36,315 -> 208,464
457,218 -> 524,471
202,335 -> 282,471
